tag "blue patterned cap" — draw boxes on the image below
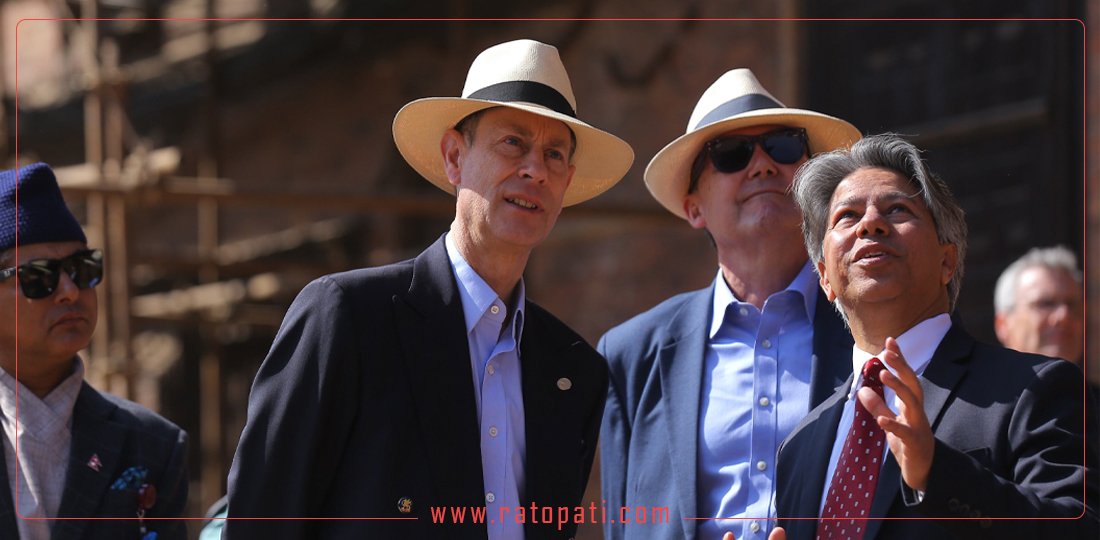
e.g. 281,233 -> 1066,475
0,162 -> 87,252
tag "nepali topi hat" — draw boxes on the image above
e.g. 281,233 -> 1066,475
0,162 -> 86,252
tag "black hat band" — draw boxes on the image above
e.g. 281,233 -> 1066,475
695,93 -> 784,130
467,81 -> 576,118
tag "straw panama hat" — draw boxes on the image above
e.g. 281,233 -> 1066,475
392,39 -> 634,207
644,68 -> 862,219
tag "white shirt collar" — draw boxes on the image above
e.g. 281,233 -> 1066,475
848,313 -> 952,399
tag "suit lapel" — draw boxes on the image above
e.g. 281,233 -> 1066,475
864,452 -> 900,539
864,325 -> 973,539
810,290 -> 853,407
656,289 -> 710,539
519,309 -> 589,510
784,380 -> 850,540
394,237 -> 486,511
0,442 -> 18,540
919,326 -> 973,431
53,383 -> 126,540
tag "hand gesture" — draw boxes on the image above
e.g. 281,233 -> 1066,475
857,336 -> 935,491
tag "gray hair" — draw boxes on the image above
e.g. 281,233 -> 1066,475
792,133 -> 968,313
993,245 -> 1082,314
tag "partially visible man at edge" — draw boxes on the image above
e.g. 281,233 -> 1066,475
993,245 -> 1097,449
994,245 -> 1084,364
599,68 -> 860,540
0,162 -> 188,540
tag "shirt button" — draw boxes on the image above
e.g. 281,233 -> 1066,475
761,339 -> 772,349
756,460 -> 767,471
487,364 -> 495,375
750,521 -> 761,533
758,396 -> 770,407
739,307 -> 748,317
489,426 -> 498,437
490,305 -> 500,315
486,492 -> 495,503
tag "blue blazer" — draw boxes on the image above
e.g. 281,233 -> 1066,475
224,236 -> 607,539
0,382 -> 189,540
775,325 -> 1100,539
598,284 -> 852,540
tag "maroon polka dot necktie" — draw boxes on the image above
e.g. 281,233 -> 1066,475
816,357 -> 887,540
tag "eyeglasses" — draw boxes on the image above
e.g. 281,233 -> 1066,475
0,249 -> 103,299
690,128 -> 809,187
1024,297 -> 1083,317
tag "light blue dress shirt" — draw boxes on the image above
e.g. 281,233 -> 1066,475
818,313 -> 950,513
445,233 -> 527,540
697,262 -> 818,540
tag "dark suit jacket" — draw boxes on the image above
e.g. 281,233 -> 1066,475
0,382 -> 189,540
224,236 -> 607,539
776,325 -> 1100,539
598,284 -> 853,540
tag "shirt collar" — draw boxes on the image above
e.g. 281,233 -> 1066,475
849,312 -> 952,394
445,232 -> 526,337
709,260 -> 819,338
0,357 -> 84,439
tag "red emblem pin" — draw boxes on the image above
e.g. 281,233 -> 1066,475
87,454 -> 102,472
138,483 -> 157,511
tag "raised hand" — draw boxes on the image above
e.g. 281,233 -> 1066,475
857,336 -> 935,491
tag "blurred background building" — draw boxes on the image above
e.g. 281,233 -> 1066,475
1,1 -> 1091,538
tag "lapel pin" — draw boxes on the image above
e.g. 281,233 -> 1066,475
137,483 -> 158,539
86,454 -> 102,472
556,377 -> 572,391
397,497 -> 413,514
138,483 -> 158,510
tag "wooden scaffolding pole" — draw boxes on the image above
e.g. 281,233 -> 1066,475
198,0 -> 225,511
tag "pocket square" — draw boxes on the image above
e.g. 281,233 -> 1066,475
110,466 -> 149,491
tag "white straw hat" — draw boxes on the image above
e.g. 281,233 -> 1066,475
393,39 -> 634,206
645,68 -> 861,219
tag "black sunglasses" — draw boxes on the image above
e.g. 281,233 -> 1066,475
0,249 -> 104,299
690,128 -> 809,188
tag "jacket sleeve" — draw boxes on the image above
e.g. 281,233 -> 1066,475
911,359 -> 1099,539
598,334 -> 629,540
223,277 -> 360,539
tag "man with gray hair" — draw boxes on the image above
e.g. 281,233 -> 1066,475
994,245 -> 1083,364
773,133 -> 1097,539
993,245 -> 1096,452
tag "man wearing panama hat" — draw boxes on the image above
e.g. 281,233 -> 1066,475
598,69 -> 859,540
225,39 -> 633,540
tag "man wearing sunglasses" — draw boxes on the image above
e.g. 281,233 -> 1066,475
599,69 -> 861,540
0,163 -> 187,539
